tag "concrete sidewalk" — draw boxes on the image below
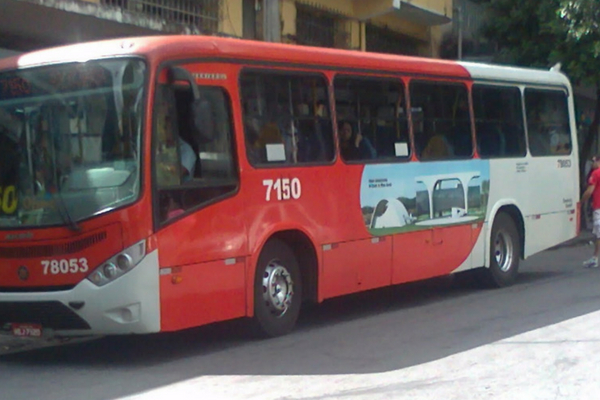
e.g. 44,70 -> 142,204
120,309 -> 600,400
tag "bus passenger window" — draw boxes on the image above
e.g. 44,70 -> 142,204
473,85 -> 526,158
334,75 -> 409,162
240,70 -> 334,166
410,81 -> 472,160
525,89 -> 571,156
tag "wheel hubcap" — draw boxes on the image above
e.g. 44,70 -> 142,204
494,230 -> 514,272
261,261 -> 294,318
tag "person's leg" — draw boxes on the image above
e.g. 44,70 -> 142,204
584,209 -> 600,267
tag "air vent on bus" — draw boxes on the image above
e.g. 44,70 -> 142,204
0,232 -> 107,259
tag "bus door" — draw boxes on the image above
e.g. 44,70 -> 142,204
153,63 -> 247,331
523,87 -> 578,254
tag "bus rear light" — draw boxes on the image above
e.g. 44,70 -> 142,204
87,240 -> 146,287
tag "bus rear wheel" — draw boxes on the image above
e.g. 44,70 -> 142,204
479,213 -> 520,288
252,239 -> 302,337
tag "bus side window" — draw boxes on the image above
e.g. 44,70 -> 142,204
474,84 -> 526,158
411,81 -> 471,161
334,75 -> 410,161
240,70 -> 333,166
525,88 -> 571,156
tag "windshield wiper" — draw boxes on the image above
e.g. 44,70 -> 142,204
53,191 -> 80,232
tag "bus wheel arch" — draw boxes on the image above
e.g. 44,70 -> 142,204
272,230 -> 319,304
490,205 -> 525,260
250,230 -> 318,337
480,206 -> 524,288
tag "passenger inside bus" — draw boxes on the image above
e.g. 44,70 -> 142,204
248,118 -> 284,163
422,133 -> 453,159
178,136 -> 196,181
413,101 -> 453,160
450,96 -> 473,156
155,88 -> 198,184
339,120 -> 377,160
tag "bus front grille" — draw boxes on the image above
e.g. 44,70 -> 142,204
0,286 -> 75,293
0,232 -> 107,259
0,301 -> 90,330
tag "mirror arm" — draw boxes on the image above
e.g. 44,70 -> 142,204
168,67 -> 200,100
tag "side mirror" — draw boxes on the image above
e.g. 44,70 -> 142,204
167,67 -> 226,144
168,67 -> 200,100
191,96 -> 216,143
191,89 -> 228,144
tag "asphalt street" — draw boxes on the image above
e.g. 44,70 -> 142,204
0,237 -> 598,400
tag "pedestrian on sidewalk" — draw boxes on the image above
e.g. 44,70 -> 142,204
582,155 -> 600,268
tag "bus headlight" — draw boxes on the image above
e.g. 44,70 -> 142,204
87,240 -> 146,287
103,263 -> 118,278
116,253 -> 133,271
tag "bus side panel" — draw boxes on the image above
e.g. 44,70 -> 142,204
523,157 -> 578,257
487,157 -> 577,258
361,160 -> 489,283
156,197 -> 248,331
321,237 -> 392,299
524,211 -> 577,257
159,258 -> 246,332
243,164 -> 394,305
156,198 -> 247,267
392,224 -> 481,284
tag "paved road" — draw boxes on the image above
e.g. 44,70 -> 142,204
1,242 -> 599,400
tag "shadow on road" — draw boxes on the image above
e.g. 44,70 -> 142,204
0,246 -> 598,400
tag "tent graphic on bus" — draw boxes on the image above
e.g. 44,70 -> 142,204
360,160 -> 490,235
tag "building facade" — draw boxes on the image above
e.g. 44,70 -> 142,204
0,0 -> 453,57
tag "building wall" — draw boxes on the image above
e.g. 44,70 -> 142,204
281,0 -> 452,56
221,0 -> 243,37
0,0 -> 452,58
432,0 -> 454,57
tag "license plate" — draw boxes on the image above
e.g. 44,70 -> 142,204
11,323 -> 42,338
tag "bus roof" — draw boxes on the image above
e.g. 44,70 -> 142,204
0,35 -> 568,87
459,61 -> 571,88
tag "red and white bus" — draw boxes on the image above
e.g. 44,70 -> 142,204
0,36 -> 579,338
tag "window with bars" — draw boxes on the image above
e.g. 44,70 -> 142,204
99,0 -> 221,34
366,24 -> 420,56
295,4 -> 349,49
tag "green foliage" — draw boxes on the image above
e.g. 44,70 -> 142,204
474,0 -> 600,85
477,0 -> 561,67
553,0 -> 600,85
475,0 -> 600,189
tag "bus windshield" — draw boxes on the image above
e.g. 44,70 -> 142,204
0,59 -> 146,229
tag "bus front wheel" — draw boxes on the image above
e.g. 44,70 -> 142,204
480,213 -> 520,288
252,239 -> 302,337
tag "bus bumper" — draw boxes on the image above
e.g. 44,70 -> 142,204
0,250 -> 161,337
